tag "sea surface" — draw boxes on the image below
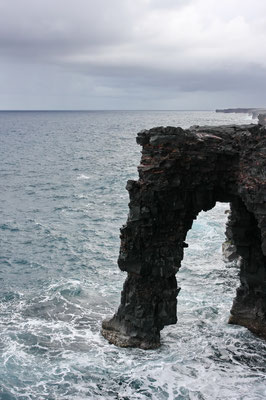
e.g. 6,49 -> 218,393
0,110 -> 265,400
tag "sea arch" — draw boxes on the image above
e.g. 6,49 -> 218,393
102,124 -> 266,349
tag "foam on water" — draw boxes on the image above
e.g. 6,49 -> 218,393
0,111 -> 265,399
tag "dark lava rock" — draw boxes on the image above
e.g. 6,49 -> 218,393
102,123 -> 266,349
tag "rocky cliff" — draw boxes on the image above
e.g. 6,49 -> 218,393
102,123 -> 266,349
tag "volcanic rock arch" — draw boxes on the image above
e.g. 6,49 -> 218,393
102,124 -> 266,349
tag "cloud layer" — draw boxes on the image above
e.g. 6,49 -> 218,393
0,0 -> 266,109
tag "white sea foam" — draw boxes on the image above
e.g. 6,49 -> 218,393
77,174 -> 91,180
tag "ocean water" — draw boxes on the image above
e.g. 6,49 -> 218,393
0,110 -> 265,400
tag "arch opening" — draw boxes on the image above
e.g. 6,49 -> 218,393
176,202 -> 237,334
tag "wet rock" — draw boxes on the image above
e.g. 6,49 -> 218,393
222,241 -> 239,262
223,210 -> 240,263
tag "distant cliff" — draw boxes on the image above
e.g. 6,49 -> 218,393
216,107 -> 266,121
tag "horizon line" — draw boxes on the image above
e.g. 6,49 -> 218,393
0,109 -> 217,112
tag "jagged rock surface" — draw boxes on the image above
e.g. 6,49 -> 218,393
102,123 -> 266,349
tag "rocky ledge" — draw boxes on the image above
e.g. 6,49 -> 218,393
102,123 -> 266,349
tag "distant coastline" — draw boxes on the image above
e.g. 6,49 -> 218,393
216,107 -> 266,125
216,107 -> 266,118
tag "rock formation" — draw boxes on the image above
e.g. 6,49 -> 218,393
102,123 -> 266,349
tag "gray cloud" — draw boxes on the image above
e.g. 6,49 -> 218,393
0,0 -> 266,109
0,1 -> 134,56
149,0 -> 190,9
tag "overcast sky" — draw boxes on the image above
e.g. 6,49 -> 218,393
0,0 -> 265,110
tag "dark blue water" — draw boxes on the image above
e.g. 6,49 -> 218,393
0,111 -> 265,399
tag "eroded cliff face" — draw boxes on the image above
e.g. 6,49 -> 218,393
102,123 -> 266,349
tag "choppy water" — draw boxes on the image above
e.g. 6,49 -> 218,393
0,110 -> 265,400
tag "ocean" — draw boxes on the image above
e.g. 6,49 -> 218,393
0,110 -> 265,399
